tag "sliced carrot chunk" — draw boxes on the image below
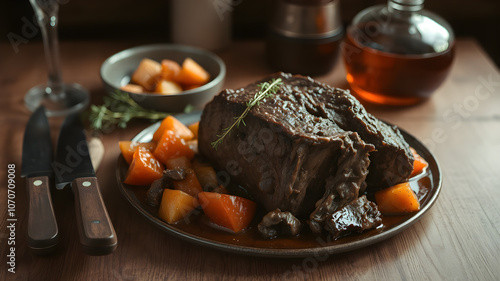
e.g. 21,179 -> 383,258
188,121 -> 199,139
198,192 -> 256,233
154,130 -> 194,164
375,182 -> 420,215
410,147 -> 428,177
183,84 -> 204,91
153,116 -> 194,142
124,147 -> 164,186
155,79 -> 182,95
131,58 -> 161,91
160,59 -> 181,81
165,156 -> 192,170
158,189 -> 199,224
172,168 -> 203,198
120,83 -> 144,94
177,58 -> 210,86
119,141 -> 156,164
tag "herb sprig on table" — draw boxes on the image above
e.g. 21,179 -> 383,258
211,78 -> 283,150
89,90 -> 172,131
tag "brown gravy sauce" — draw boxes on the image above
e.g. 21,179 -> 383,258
126,161 -> 433,249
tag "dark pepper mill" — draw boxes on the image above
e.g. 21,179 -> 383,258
266,0 -> 343,76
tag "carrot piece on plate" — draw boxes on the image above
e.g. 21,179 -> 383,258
119,141 -> 156,164
165,156 -> 192,170
192,158 -> 218,191
172,168 -> 203,198
124,147 -> 164,186
188,121 -> 199,139
153,116 -> 195,142
198,192 -> 256,233
410,147 -> 428,177
158,189 -> 199,224
375,182 -> 420,215
154,130 -> 195,164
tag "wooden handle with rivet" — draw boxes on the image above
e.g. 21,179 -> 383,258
26,176 -> 59,255
72,177 -> 117,255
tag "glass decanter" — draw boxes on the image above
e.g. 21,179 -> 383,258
342,0 -> 455,106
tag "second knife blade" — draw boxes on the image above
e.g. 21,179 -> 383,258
54,113 -> 117,255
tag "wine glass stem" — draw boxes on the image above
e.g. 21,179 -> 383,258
31,0 -> 64,97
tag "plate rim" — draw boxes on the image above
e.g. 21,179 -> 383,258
116,112 -> 442,258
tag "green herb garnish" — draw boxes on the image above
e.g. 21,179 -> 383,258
89,90 -> 170,131
211,78 -> 283,149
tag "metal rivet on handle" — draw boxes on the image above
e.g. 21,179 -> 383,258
33,180 -> 43,186
82,181 -> 92,187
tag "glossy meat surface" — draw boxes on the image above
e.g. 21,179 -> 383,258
198,73 -> 412,236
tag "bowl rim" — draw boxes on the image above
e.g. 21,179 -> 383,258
100,43 -> 226,97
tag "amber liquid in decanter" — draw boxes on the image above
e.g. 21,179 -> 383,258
343,27 -> 454,106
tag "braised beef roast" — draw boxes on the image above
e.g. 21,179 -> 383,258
198,73 -> 413,238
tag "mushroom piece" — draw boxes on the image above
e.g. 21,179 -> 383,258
257,209 -> 301,239
146,168 -> 187,207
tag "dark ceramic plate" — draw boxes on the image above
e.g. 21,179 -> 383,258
116,111 -> 442,258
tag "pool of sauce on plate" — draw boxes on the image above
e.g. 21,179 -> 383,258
127,164 -> 432,249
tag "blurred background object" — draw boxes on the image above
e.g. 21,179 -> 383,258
170,0 -> 232,51
266,0 -> 344,76
1,0 -> 499,67
24,0 -> 90,116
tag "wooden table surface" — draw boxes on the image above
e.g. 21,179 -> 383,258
1,38 -> 499,281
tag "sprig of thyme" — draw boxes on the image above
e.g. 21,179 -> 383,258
211,78 -> 283,149
89,90 -> 170,131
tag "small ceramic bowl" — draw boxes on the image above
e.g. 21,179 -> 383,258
100,44 -> 226,112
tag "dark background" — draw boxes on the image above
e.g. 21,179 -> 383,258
1,0 -> 500,67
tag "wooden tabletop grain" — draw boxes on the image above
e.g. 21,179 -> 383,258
1,38 -> 499,281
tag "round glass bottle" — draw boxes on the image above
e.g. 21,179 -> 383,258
342,0 -> 455,106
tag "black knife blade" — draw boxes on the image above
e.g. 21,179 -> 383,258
54,113 -> 117,255
21,106 -> 59,254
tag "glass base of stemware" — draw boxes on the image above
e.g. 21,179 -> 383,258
25,83 -> 90,117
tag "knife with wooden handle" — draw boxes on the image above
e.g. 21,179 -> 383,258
21,106 -> 59,255
54,112 -> 117,255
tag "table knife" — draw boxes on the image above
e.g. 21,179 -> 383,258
53,113 -> 117,255
21,106 -> 59,254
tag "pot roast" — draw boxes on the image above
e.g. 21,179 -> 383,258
198,73 -> 413,238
